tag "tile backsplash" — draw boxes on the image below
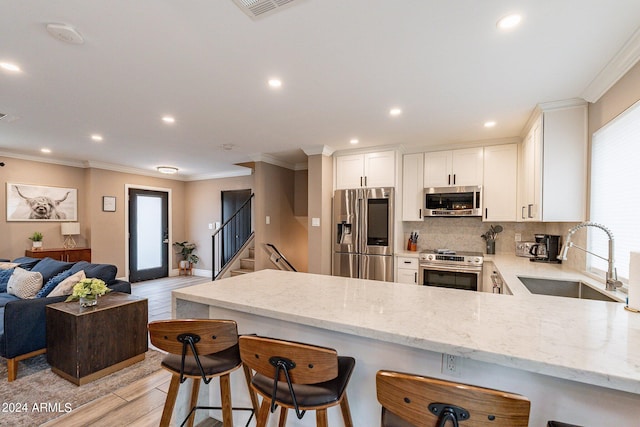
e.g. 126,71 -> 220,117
402,218 -> 585,270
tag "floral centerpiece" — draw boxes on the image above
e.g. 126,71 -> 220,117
65,278 -> 111,307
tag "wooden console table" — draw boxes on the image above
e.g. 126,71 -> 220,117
46,292 -> 148,385
26,247 -> 91,263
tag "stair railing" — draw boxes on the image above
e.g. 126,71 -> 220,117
265,243 -> 297,272
212,193 -> 254,280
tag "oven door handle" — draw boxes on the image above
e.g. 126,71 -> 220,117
420,264 -> 482,274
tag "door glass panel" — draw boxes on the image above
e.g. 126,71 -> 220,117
136,195 -> 162,270
367,199 -> 388,246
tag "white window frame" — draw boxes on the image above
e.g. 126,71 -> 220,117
589,99 -> 640,282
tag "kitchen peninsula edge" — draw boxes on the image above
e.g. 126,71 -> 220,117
172,269 -> 640,426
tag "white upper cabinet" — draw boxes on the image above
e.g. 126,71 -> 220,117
518,102 -> 587,222
483,144 -> 518,221
335,151 -> 396,189
424,147 -> 483,187
402,153 -> 424,221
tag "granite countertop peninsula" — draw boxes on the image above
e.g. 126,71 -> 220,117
173,268 -> 640,395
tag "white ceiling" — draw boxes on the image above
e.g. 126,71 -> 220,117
1,0 -> 639,180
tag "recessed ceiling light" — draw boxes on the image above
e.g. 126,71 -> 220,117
389,108 -> 402,117
497,14 -> 522,30
162,116 -> 175,124
484,121 -> 497,128
268,79 -> 282,88
41,148 -> 51,154
350,139 -> 359,145
157,166 -> 178,174
91,134 -> 103,141
0,62 -> 21,72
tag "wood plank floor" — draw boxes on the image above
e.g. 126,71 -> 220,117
43,275 -> 224,427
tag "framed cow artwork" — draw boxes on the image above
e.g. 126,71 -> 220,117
6,183 -> 78,222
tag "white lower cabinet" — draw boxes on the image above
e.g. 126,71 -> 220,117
396,256 -> 419,284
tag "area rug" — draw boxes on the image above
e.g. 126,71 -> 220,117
0,350 -> 164,426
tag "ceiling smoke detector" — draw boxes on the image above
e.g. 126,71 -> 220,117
232,0 -> 304,19
46,23 -> 84,44
221,144 -> 235,151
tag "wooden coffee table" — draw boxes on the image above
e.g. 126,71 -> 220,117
46,292 -> 148,385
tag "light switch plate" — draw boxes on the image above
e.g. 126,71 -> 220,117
312,217 -> 320,227
266,216 -> 271,225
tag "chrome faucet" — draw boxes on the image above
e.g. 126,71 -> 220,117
557,222 -> 623,291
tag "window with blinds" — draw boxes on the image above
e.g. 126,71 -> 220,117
590,99 -> 640,281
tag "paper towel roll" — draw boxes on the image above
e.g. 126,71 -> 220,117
628,251 -> 640,310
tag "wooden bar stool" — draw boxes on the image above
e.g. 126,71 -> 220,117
239,335 -> 355,427
148,319 -> 259,427
376,370 -> 530,427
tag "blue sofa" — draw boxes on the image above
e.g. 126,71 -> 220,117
0,257 -> 131,381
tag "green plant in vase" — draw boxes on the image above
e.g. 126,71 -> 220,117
29,231 -> 43,250
173,241 -> 200,268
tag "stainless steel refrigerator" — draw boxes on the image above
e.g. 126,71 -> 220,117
332,187 -> 394,281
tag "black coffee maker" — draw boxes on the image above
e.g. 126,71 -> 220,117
529,234 -> 562,263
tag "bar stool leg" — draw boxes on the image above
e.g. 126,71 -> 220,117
160,374 -> 181,427
278,407 -> 288,426
243,365 -> 260,416
316,409 -> 328,427
339,393 -> 353,427
186,379 -> 200,427
220,373 -> 234,427
256,399 -> 271,427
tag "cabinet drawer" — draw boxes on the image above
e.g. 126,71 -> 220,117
397,257 -> 418,269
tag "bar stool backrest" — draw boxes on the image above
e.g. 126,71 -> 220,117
239,335 -> 338,384
376,370 -> 530,427
149,319 -> 239,356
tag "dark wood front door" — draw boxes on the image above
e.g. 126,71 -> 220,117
128,188 -> 169,282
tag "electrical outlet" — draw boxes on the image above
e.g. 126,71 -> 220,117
442,353 -> 462,377
515,233 -> 522,242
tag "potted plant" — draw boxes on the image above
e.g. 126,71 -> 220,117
29,231 -> 43,251
173,241 -> 199,268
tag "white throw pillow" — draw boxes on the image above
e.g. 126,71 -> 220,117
0,262 -> 19,270
48,270 -> 86,297
7,267 -> 44,299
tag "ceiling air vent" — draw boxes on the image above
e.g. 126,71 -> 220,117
232,0 -> 304,19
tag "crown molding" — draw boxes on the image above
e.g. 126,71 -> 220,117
0,150 -> 85,168
302,145 -> 335,156
581,27 -> 640,103
186,167 -> 253,181
332,143 -> 403,157
84,160 -> 190,180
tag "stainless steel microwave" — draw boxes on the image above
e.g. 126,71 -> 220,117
423,186 -> 482,217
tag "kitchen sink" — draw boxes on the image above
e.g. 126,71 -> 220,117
517,277 -> 619,302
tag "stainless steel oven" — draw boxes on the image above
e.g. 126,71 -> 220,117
418,251 -> 483,291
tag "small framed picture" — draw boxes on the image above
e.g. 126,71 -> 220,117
102,196 -> 116,212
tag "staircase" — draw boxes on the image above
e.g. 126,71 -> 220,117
230,247 -> 255,276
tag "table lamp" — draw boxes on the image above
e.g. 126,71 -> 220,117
61,222 -> 81,249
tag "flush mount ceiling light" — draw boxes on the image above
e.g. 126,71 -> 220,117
389,108 -> 402,117
268,78 -> 282,88
484,121 -> 497,128
162,116 -> 176,124
232,0 -> 306,20
350,139 -> 359,144
91,134 -> 103,141
497,14 -> 522,30
157,166 -> 178,174
46,23 -> 84,44
0,62 -> 21,72
41,148 -> 51,154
